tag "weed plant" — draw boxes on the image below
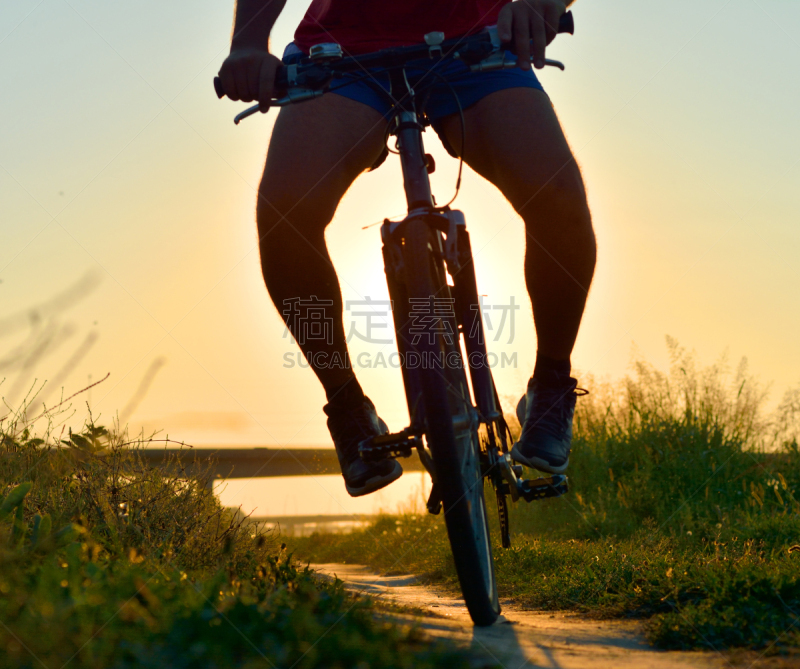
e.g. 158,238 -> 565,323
293,340 -> 800,652
0,399 -> 480,668
510,337 -> 800,543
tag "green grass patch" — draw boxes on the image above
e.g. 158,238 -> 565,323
292,340 -> 800,653
0,412 -> 482,668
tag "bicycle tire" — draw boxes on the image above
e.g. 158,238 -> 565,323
400,217 -> 500,626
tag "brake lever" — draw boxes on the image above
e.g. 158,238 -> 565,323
232,88 -> 323,124
234,104 -> 268,125
470,54 -> 565,72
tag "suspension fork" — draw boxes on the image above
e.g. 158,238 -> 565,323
441,212 -> 505,425
381,225 -> 424,431
381,211 -> 464,433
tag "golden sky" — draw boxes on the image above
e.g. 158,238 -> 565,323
2,0 -> 799,449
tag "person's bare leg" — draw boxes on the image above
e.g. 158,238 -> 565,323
438,88 -> 595,361
259,95 -> 402,495
257,94 -> 387,394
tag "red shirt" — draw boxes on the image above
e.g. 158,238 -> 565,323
294,0 -> 509,55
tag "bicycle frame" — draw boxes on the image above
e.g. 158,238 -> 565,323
364,65 -> 569,541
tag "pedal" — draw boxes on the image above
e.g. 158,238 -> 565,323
359,429 -> 422,462
518,475 -> 568,502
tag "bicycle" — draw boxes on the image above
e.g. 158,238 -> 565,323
215,13 -> 574,626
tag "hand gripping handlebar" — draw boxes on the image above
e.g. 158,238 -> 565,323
214,11 -> 574,103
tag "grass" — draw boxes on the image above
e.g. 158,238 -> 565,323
0,401 -> 485,668
291,339 -> 800,653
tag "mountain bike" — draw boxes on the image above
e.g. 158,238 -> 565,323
215,14 -> 574,626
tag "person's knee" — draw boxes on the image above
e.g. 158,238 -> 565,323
256,185 -> 332,244
518,168 -> 592,237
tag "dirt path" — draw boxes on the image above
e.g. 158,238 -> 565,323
312,563 -> 728,669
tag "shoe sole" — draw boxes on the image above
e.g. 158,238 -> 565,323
345,460 -> 403,497
510,443 -> 569,475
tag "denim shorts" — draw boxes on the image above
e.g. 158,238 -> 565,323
282,42 -> 545,165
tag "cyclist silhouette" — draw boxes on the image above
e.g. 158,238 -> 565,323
217,0 -> 595,497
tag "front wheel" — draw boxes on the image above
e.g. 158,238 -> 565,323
400,217 -> 500,626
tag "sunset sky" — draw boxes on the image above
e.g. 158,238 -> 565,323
3,0 -> 799,458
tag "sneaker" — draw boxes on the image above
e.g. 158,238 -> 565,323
323,396 -> 403,497
510,374 -> 587,474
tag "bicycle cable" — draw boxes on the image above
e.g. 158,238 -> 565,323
325,63 -> 467,211
428,71 -> 466,210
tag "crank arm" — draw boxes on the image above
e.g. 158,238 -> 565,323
494,450 -> 524,502
426,481 -> 442,515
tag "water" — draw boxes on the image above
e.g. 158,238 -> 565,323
214,470 -> 431,534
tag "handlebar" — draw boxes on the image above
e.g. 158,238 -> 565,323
215,11 -> 574,120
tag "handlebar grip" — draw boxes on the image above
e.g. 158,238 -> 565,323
558,11 -> 574,35
214,73 -> 287,99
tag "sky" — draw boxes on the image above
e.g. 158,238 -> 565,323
2,0 -> 800,460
